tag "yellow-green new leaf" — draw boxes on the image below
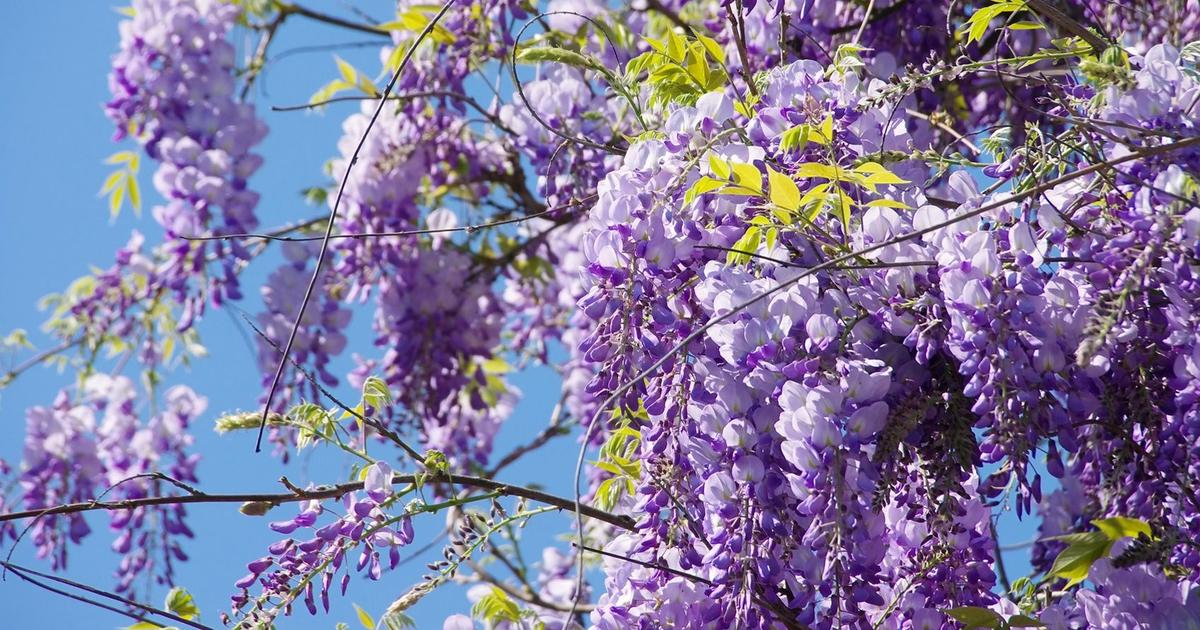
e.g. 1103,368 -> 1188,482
727,226 -> 762,265
126,173 -> 141,213
1092,517 -> 1152,541
685,176 -> 725,204
695,33 -> 725,64
865,198 -> 912,210
708,153 -> 731,179
729,161 -> 763,195
1047,531 -> 1110,587
855,161 -> 910,186
768,166 -> 800,211
100,170 -> 124,195
109,179 -> 126,218
354,603 -> 376,630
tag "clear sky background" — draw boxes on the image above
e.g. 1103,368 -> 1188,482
0,3 -> 1040,629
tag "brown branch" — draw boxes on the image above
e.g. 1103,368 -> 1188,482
274,1 -> 391,38
487,396 -> 572,477
1,337 -> 83,389
179,202 -> 570,243
0,473 -> 634,531
271,91 -> 515,134
1023,0 -> 1110,53
466,560 -> 597,614
1,561 -> 212,630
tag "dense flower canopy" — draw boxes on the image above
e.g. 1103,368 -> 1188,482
4,0 -> 1200,629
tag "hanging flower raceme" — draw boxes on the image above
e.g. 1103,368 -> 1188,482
106,0 -> 267,310
17,375 -> 204,596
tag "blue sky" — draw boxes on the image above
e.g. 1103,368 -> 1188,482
0,2 -> 1042,629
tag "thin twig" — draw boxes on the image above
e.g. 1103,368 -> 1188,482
0,337 -> 83,388
486,395 -> 571,477
1023,0 -> 1110,54
274,1 -> 391,38
510,13 -> 626,155
1,561 -> 212,630
181,202 -> 570,243
255,0 -> 457,452
271,91 -> 514,133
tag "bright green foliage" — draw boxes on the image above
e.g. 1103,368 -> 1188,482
944,606 -> 1045,629
594,425 -> 642,511
961,1 -> 1030,45
309,56 -> 380,108
624,30 -> 729,110
1047,516 -> 1154,586
101,150 -> 142,219
362,375 -> 393,413
470,586 -> 522,625
121,586 -> 200,630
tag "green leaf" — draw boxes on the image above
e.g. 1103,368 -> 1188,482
1008,614 -> 1047,628
362,375 -> 393,412
1048,531 -> 1111,586
768,166 -> 800,211
708,153 -> 731,179
729,161 -> 763,194
516,46 -> 598,72
100,170 -> 124,195
865,198 -> 912,210
164,586 -> 200,621
309,78 -> 355,106
378,611 -> 416,630
105,150 -> 139,167
685,176 -> 726,204
331,56 -> 378,96
855,161 -> 910,187
109,178 -> 126,218
727,226 -> 762,265
126,172 -> 141,213
695,33 -> 725,63
354,603 -> 376,630
378,8 -> 457,44
944,606 -> 1004,629
816,113 -> 833,143
302,186 -> 329,206
1092,517 -> 1152,541
471,586 -> 522,624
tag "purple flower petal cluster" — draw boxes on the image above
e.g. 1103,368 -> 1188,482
18,375 -> 203,595
230,466 -> 413,625
106,0 -> 267,307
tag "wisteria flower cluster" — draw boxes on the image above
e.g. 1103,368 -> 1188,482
6,1 -> 1200,630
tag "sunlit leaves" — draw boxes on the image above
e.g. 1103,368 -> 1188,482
944,606 -> 1045,629
309,56 -> 379,108
961,1 -> 1029,45
1046,516 -> 1154,586
779,114 -> 833,152
378,6 -> 456,45
625,29 -> 730,110
594,425 -> 642,511
362,375 -> 393,413
470,587 -> 522,625
165,587 -> 200,621
767,166 -> 800,212
101,150 -> 141,219
123,586 -> 199,630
